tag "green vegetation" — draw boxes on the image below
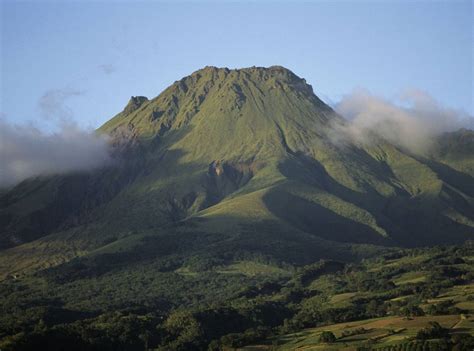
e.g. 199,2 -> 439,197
239,245 -> 474,351
1,66 -> 472,281
0,245 -> 473,350
0,66 -> 473,350
319,330 -> 337,343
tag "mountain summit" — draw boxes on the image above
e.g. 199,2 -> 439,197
100,66 -> 336,152
0,66 -> 473,279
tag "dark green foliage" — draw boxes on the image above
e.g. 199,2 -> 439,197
399,304 -> 425,318
1,245 -> 473,350
427,300 -> 463,315
297,260 -> 345,286
416,321 -> 449,340
319,330 -> 337,343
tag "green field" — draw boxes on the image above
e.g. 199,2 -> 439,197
239,249 -> 474,351
243,314 -> 473,350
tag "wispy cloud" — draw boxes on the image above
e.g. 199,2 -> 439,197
332,89 -> 474,154
0,121 -> 111,188
38,88 -> 85,122
0,89 -> 112,188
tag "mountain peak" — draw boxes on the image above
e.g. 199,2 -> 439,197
190,64 -> 296,75
123,96 -> 148,115
187,65 -> 311,89
193,65 -> 317,107
100,65 -> 333,141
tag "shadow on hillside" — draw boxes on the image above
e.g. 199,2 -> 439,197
42,214 -> 385,283
276,153 -> 399,243
263,188 -> 391,246
276,151 -> 474,247
417,157 -> 474,198
0,125 -> 196,250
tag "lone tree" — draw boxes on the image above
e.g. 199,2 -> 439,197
319,331 -> 336,343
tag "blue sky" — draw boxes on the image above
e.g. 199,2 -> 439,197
1,0 -> 472,131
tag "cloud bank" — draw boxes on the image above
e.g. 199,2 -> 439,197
0,89 -> 112,188
332,89 -> 474,154
0,120 -> 111,188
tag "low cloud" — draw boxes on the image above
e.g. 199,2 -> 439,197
0,120 -> 111,188
0,89 -> 112,188
332,89 -> 474,154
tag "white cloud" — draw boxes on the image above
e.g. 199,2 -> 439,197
0,119 -> 112,188
0,88 -> 112,188
332,89 -> 474,154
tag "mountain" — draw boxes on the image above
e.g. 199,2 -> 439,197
1,66 -> 474,351
0,66 -> 473,281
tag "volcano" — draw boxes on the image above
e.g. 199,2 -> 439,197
0,66 -> 473,279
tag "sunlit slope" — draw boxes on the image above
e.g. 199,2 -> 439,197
432,128 -> 474,175
97,66 -> 473,246
0,66 -> 473,280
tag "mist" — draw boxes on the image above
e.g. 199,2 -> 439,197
0,89 -> 112,188
0,120 -> 112,188
332,89 -> 474,154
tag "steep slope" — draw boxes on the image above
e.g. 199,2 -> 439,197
431,128 -> 474,176
0,66 -> 473,280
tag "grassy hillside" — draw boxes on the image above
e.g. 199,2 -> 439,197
0,66 -> 473,350
0,66 -> 472,282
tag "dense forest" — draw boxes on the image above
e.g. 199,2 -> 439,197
1,244 -> 473,350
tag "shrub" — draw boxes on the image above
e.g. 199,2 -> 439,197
319,331 -> 336,343
416,321 -> 449,340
